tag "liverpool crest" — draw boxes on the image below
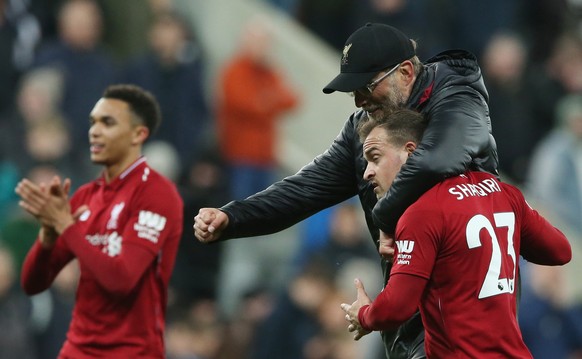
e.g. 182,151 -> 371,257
341,43 -> 352,65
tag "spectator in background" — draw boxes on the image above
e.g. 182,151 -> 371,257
165,300 -> 224,359
519,0 -> 568,64
217,287 -> 274,359
217,16 -> 299,201
143,139 -> 182,183
295,0 -> 356,50
527,94 -> 582,234
295,0 -> 520,59
0,159 -> 19,226
526,33 -> 582,147
293,201 -> 378,278
171,151 -> 229,305
519,264 -> 582,358
262,201 -> 382,358
214,16 -> 299,317
481,32 -> 534,184
31,260 -> 79,359
0,0 -> 41,114
123,11 -> 210,165
0,67 -> 96,187
291,206 -> 336,271
0,246 -> 37,359
16,84 -> 183,358
433,0 -> 520,60
252,255 -> 382,359
351,0 -> 434,60
0,164 -> 61,280
251,258 -> 337,359
28,0 -> 63,40
33,0 -> 117,152
247,201 -> 384,359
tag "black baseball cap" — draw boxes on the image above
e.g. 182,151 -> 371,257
323,23 -> 415,94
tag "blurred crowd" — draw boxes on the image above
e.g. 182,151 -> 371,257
1,0 -> 582,358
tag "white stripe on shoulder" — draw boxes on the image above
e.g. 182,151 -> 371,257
120,157 -> 147,180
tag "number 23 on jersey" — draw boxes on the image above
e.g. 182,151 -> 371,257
466,212 -> 517,299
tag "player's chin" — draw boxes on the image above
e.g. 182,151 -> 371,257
90,154 -> 107,165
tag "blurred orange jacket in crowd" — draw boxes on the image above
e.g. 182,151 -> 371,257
217,54 -> 299,167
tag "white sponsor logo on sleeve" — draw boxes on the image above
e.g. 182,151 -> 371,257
395,240 -> 415,265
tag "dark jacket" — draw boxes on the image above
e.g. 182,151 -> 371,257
219,50 -> 498,358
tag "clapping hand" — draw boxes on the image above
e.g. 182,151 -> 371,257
16,176 -> 76,235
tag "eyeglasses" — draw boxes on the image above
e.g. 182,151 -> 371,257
357,63 -> 401,95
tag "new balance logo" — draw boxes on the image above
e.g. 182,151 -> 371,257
395,240 -> 415,254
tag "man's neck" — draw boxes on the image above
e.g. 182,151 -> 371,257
103,154 -> 142,184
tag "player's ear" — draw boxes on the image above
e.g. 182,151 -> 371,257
132,125 -> 150,145
404,141 -> 416,156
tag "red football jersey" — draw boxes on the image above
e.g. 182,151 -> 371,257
360,172 -> 570,358
21,157 -> 183,358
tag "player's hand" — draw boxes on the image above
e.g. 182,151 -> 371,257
51,177 -> 89,224
16,176 -> 75,234
340,278 -> 373,340
193,208 -> 229,243
347,321 -> 371,341
378,230 -> 395,262
49,176 -> 71,199
38,203 -> 89,249
16,178 -> 52,225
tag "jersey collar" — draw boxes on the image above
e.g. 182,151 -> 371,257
98,156 -> 148,188
119,156 -> 147,180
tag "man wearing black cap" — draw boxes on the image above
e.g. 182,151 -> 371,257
194,23 -> 497,359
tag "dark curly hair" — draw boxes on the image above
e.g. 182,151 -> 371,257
103,84 -> 162,137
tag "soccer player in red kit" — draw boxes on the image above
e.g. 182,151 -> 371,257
16,84 -> 184,358
341,110 -> 572,358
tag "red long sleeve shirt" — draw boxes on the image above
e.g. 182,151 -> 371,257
359,172 -> 571,358
21,158 -> 183,358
